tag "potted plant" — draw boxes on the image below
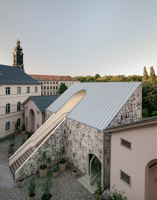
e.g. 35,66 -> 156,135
39,151 -> 51,178
58,146 -> 66,172
28,176 -> 36,200
41,175 -> 52,200
72,168 -> 77,177
14,122 -> 19,135
18,169 -> 25,188
22,123 -> 26,134
94,193 -> 101,200
8,135 -> 15,158
95,180 -> 103,199
53,167 -> 58,177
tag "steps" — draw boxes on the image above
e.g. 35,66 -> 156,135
10,147 -> 34,178
78,175 -> 97,195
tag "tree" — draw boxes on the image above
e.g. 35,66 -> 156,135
58,83 -> 68,94
95,74 -> 100,80
142,66 -> 149,82
149,66 -> 156,84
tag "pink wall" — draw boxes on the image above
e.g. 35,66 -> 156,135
24,99 -> 43,132
110,123 -> 157,200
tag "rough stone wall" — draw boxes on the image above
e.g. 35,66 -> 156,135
107,85 -> 142,128
16,120 -> 66,179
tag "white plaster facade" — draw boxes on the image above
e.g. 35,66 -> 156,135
107,118 -> 157,200
0,84 -> 41,138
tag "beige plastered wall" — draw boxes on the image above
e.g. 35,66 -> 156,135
0,84 -> 41,138
110,123 -> 157,200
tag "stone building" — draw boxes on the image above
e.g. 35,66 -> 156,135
9,82 -> 142,192
29,74 -> 79,95
22,95 -> 59,132
0,65 -> 41,139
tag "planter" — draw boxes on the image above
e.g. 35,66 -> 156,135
39,167 -> 47,178
14,130 -> 19,135
22,130 -> 26,135
29,196 -> 35,200
18,179 -> 24,188
53,171 -> 58,177
72,171 -> 77,177
59,163 -> 66,172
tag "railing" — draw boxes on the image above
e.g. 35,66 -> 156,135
9,112 -> 68,166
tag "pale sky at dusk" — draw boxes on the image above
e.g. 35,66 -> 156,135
0,0 -> 157,76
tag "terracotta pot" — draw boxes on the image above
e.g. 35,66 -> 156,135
14,130 -> 19,135
53,171 -> 58,177
59,163 -> 66,172
99,194 -> 102,199
39,167 -> 47,178
29,196 -> 35,200
18,179 -> 24,188
72,171 -> 77,177
22,130 -> 26,134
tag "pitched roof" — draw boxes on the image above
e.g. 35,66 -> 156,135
29,74 -> 78,82
23,95 -> 60,113
0,64 -> 40,85
47,82 -> 141,131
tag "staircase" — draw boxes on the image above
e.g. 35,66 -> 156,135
9,89 -> 86,180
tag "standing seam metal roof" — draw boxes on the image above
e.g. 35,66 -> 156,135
47,82 -> 141,130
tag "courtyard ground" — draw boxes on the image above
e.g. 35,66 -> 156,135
0,134 -> 94,200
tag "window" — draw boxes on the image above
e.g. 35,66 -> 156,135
44,82 -> 46,84
6,103 -> 10,114
50,86 -> 52,89
44,86 -> 46,89
47,92 -> 49,95
17,118 -> 21,126
35,86 -> 38,93
47,82 -> 49,84
53,82 -> 55,84
120,170 -> 131,185
6,87 -> 10,95
6,122 -> 10,131
121,139 -> 131,149
27,87 -> 30,93
50,82 -> 52,84
17,102 -> 21,111
53,86 -> 55,89
17,87 -> 21,94
56,86 -> 58,89
47,86 -> 49,89
41,86 -> 43,89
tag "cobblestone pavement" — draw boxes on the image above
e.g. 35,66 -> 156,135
0,134 -> 94,200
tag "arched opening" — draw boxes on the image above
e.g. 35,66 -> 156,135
29,109 -> 35,132
145,159 -> 157,200
89,154 -> 101,185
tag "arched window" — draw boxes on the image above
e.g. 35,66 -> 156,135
17,102 -> 21,111
6,122 -> 10,131
17,118 -> 21,127
6,103 -> 10,114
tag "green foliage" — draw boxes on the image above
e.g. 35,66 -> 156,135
22,123 -> 26,131
95,74 -> 101,79
26,132 -> 33,138
142,109 -> 149,118
142,82 -> 157,115
14,122 -> 18,130
94,193 -> 101,200
18,169 -> 25,181
9,135 -> 15,146
39,151 -> 51,170
58,83 -> 68,94
95,179 -> 102,195
142,66 -> 149,82
28,176 -> 36,197
107,187 -> 127,200
21,137 -> 26,145
152,111 -> 157,117
41,175 -> 52,200
149,66 -> 156,84
58,146 -> 66,164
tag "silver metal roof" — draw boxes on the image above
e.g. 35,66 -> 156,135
47,82 -> 141,131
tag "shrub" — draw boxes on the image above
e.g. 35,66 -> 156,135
28,176 -> 36,197
152,111 -> 157,117
107,186 -> 127,200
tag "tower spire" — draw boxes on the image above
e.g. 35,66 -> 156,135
13,39 -> 24,71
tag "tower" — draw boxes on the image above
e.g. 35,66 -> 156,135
13,39 -> 24,71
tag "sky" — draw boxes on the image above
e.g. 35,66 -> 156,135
0,0 -> 157,77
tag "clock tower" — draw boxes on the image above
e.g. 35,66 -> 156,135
13,39 -> 24,71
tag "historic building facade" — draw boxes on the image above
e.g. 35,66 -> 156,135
29,74 -> 79,95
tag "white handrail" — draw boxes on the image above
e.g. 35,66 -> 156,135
9,112 -> 68,166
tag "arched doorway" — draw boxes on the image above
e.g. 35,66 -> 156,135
29,109 -> 35,132
89,154 -> 101,185
145,159 -> 157,200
